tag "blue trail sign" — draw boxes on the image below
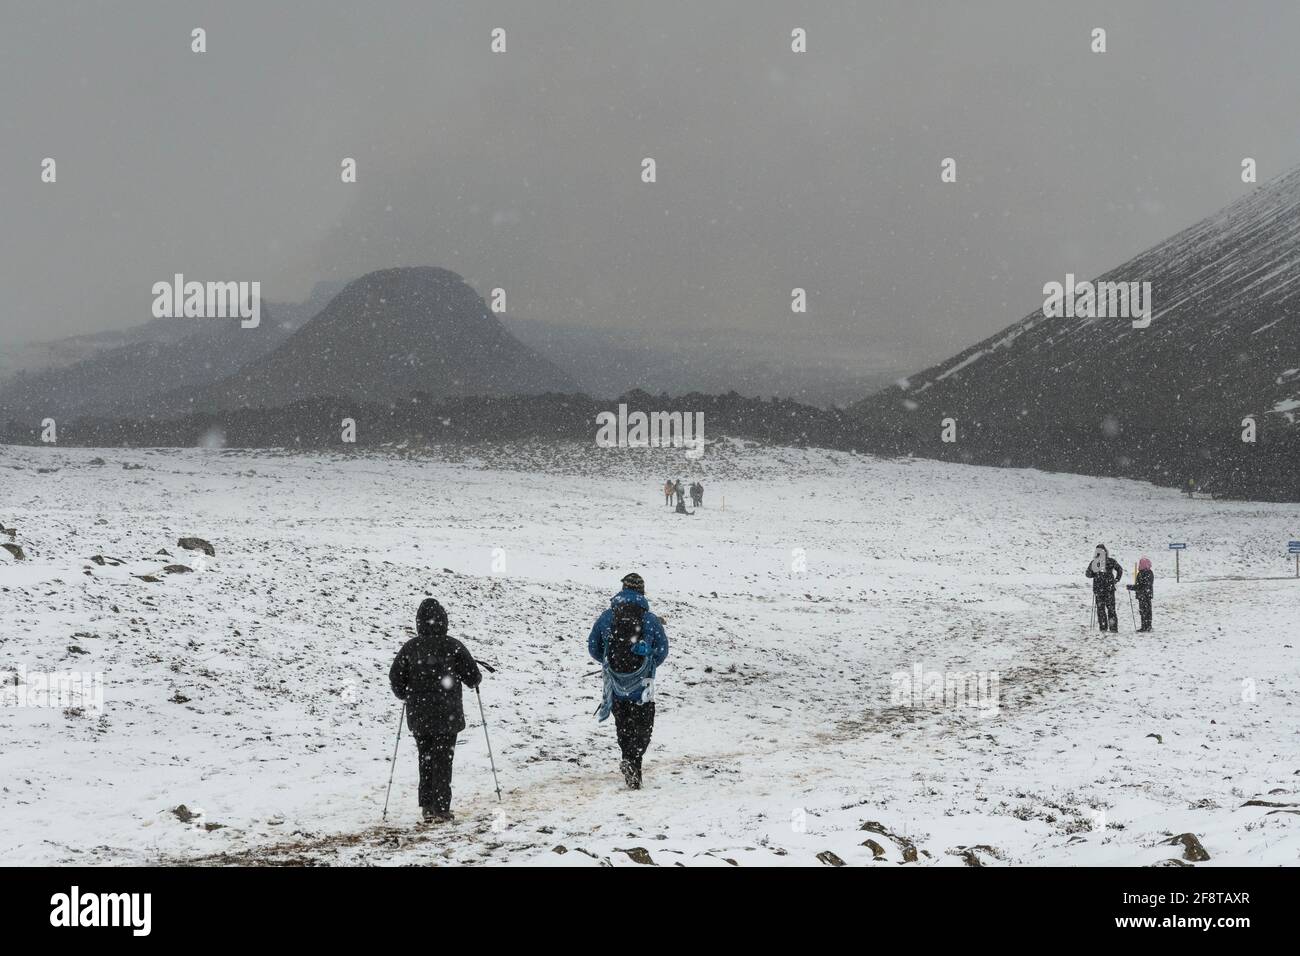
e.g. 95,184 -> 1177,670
1167,542 -> 1186,581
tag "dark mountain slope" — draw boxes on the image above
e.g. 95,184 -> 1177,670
852,166 -> 1300,499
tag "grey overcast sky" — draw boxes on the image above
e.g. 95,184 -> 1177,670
2,0 -> 1299,370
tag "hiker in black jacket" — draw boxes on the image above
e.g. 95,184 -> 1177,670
1085,543 -> 1124,633
1126,557 -> 1155,632
389,597 -> 482,822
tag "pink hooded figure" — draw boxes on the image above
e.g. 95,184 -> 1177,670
1127,557 -> 1155,631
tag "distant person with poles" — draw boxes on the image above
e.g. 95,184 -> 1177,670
690,481 -> 704,508
388,597 -> 482,823
674,479 -> 685,508
1085,543 -> 1124,633
587,573 -> 669,790
1126,557 -> 1155,632
663,479 -> 674,506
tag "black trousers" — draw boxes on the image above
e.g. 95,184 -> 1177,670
1094,591 -> 1118,631
1138,596 -> 1153,630
611,699 -> 655,769
414,732 -> 457,812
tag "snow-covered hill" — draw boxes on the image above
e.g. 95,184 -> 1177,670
859,166 -> 1300,430
852,166 -> 1300,499
1,443 -> 1298,866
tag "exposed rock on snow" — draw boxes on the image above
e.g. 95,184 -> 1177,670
1162,832 -> 1211,862
178,537 -> 215,557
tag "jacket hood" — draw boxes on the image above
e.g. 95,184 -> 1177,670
610,588 -> 650,611
1138,557 -> 1152,571
416,597 -> 449,639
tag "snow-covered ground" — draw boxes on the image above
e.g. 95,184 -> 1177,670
2,441 -> 1298,867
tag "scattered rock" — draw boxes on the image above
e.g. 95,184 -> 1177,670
1,543 -> 26,561
163,564 -> 193,574
156,549 -> 172,556
816,850 -> 846,867
861,838 -> 887,860
861,821 -> 919,862
948,844 -> 1002,866
134,574 -> 162,583
1146,733 -> 1163,744
1161,833 -> 1210,862
171,805 -> 198,823
178,537 -> 215,557
88,457 -> 106,465
1149,858 -> 1192,867
616,847 -> 655,865
552,845 -> 568,855
89,555 -> 123,567
169,691 -> 191,704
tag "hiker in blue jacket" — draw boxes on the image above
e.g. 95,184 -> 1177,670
587,573 -> 669,789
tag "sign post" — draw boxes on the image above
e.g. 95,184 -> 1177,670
1168,542 -> 1187,582
1289,541 -> 1300,578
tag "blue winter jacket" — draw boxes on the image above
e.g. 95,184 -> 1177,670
587,589 -> 669,705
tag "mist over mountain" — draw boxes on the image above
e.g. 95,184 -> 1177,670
0,309 -> 298,423
500,316 -> 904,407
0,280 -> 353,422
167,268 -> 578,414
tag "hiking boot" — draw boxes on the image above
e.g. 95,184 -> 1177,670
620,759 -> 640,790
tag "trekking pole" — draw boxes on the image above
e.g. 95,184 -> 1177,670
1127,589 -> 1137,632
475,687 -> 503,802
382,703 -> 405,823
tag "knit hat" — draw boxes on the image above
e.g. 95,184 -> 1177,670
620,573 -> 645,594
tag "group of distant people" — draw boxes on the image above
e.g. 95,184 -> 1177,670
1085,543 -> 1154,632
662,478 -> 704,514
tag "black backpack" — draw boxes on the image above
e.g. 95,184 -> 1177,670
606,602 -> 647,674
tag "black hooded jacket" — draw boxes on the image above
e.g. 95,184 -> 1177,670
1085,554 -> 1124,593
389,598 -> 482,737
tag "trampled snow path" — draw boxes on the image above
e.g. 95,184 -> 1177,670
1,441 -> 1298,866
